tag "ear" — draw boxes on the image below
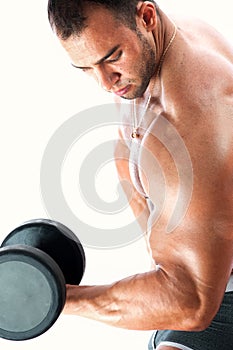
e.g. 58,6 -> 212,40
136,1 -> 157,31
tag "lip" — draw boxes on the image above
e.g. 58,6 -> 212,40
114,85 -> 131,97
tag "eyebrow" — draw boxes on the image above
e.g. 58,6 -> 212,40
71,45 -> 121,70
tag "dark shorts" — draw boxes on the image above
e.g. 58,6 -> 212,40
148,279 -> 233,350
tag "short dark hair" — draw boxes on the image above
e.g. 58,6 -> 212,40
48,0 -> 157,40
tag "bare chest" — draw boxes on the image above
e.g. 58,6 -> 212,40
120,82 -> 233,215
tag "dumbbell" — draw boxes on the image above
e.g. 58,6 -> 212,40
0,218 -> 85,341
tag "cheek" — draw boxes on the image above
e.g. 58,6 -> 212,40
121,49 -> 145,76
118,58 -> 138,76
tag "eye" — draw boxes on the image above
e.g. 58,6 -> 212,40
71,63 -> 92,73
107,50 -> 123,63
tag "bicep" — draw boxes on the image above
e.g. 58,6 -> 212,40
149,195 -> 233,322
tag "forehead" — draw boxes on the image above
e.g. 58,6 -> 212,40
60,6 -> 136,66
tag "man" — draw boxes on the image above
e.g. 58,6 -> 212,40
47,1 -> 233,349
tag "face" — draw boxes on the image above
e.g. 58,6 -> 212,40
59,5 -> 157,99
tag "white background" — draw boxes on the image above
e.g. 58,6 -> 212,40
0,1 -> 232,349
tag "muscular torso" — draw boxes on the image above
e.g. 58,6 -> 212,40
117,17 -> 233,269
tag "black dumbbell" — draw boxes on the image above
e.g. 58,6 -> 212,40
0,218 -> 85,341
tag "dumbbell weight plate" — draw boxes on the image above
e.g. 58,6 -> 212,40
0,245 -> 66,340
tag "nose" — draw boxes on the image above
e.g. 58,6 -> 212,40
94,66 -> 120,92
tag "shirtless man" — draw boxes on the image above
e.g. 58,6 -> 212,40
47,1 -> 233,349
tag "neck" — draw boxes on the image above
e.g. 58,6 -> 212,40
152,9 -> 178,76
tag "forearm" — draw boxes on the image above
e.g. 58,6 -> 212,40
64,266 -> 200,331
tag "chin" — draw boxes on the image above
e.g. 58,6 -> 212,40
122,86 -> 148,100
120,95 -> 135,100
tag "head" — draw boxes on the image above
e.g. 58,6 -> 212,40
48,0 -> 159,99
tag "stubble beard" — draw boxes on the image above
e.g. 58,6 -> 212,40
122,29 -> 157,100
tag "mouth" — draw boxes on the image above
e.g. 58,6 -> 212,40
113,85 -> 131,97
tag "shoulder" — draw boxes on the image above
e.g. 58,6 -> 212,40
172,14 -> 233,68
162,15 -> 233,108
